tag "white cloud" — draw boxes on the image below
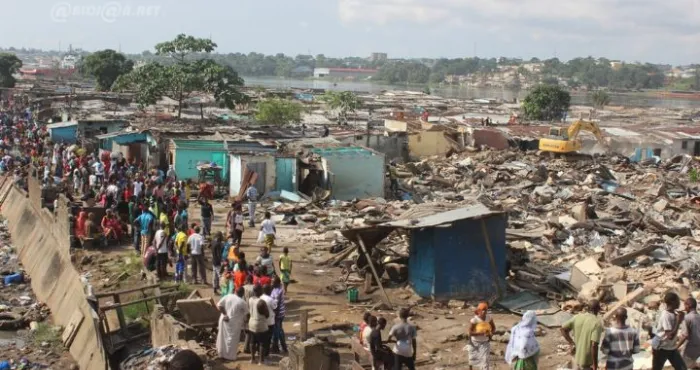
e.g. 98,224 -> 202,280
299,21 -> 309,28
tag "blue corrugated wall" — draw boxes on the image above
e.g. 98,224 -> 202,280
49,126 -> 78,144
409,227 -> 436,297
408,214 -> 507,300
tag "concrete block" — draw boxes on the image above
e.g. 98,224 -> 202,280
570,257 -> 602,291
176,297 -> 220,327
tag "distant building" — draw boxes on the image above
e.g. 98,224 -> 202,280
369,52 -> 388,62
610,61 -> 623,70
313,67 -> 378,79
61,54 -> 78,69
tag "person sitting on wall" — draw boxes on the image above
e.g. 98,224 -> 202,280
101,209 -> 123,242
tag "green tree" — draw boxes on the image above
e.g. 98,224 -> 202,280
83,49 -> 134,91
320,91 -> 360,123
522,84 -> 571,121
255,98 -> 303,124
0,53 -> 22,88
589,90 -> 611,109
114,34 -> 247,118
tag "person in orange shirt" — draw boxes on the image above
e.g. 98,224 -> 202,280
233,254 -> 247,290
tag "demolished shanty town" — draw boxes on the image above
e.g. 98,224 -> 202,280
5,80 -> 700,370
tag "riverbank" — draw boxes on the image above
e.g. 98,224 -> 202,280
242,76 -> 700,109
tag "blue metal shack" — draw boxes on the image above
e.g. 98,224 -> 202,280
382,204 -> 507,301
46,122 -> 78,144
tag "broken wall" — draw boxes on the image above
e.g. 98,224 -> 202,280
337,133 -> 408,162
408,131 -> 454,157
0,180 -> 108,370
314,147 -> 385,201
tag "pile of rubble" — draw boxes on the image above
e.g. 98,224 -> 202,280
269,148 -> 700,316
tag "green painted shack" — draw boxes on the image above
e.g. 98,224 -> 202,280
167,139 -> 229,181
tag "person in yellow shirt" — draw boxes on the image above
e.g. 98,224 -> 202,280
174,225 -> 189,283
159,212 -> 170,237
279,247 -> 292,293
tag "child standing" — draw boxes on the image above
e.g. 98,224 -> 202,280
279,247 -> 292,293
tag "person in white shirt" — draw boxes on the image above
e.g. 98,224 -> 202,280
92,161 -> 105,185
89,174 -> 97,190
261,212 -> 276,249
261,284 -> 277,362
187,226 -> 207,285
133,180 -> 143,199
153,224 -> 169,279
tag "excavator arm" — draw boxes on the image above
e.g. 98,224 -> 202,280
566,120 -> 606,145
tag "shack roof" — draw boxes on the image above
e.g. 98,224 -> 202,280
380,203 -> 502,229
46,121 -> 77,129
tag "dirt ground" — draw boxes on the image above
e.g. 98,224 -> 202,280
72,200 -> 575,369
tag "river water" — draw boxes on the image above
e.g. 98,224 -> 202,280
243,76 -> 700,109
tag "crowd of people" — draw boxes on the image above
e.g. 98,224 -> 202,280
353,293 -> 700,370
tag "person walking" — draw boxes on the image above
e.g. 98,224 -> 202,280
133,205 -> 155,256
388,307 -> 417,370
468,302 -> 496,370
652,292 -> 687,370
216,286 -> 248,361
187,226 -> 207,285
279,247 -> 292,293
261,284 -> 277,362
270,276 -> 288,354
261,212 -> 276,249
505,310 -> 540,370
248,285 -> 270,365
154,223 -> 169,280
199,197 -> 213,237
678,298 -> 700,369
245,184 -> 258,227
601,307 -> 640,370
561,300 -> 604,370
211,231 -> 224,295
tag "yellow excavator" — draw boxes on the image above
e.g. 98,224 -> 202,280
538,118 -> 607,154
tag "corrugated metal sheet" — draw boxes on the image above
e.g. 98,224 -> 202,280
407,214 -> 507,300
275,157 -> 296,192
381,204 -> 500,229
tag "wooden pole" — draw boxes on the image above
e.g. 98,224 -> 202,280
480,219 -> 503,298
300,310 -> 308,341
357,236 -> 393,309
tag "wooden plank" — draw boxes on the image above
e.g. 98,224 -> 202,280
62,310 -> 85,348
94,284 -> 160,298
357,236 -> 393,309
608,244 -> 661,266
300,310 -> 308,341
603,287 -> 648,321
480,219 -> 503,297
102,292 -> 182,311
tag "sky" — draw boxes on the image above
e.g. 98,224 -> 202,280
2,0 -> 700,65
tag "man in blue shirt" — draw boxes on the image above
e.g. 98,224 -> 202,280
133,206 -> 155,255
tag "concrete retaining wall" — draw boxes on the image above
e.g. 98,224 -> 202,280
0,180 -> 108,370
